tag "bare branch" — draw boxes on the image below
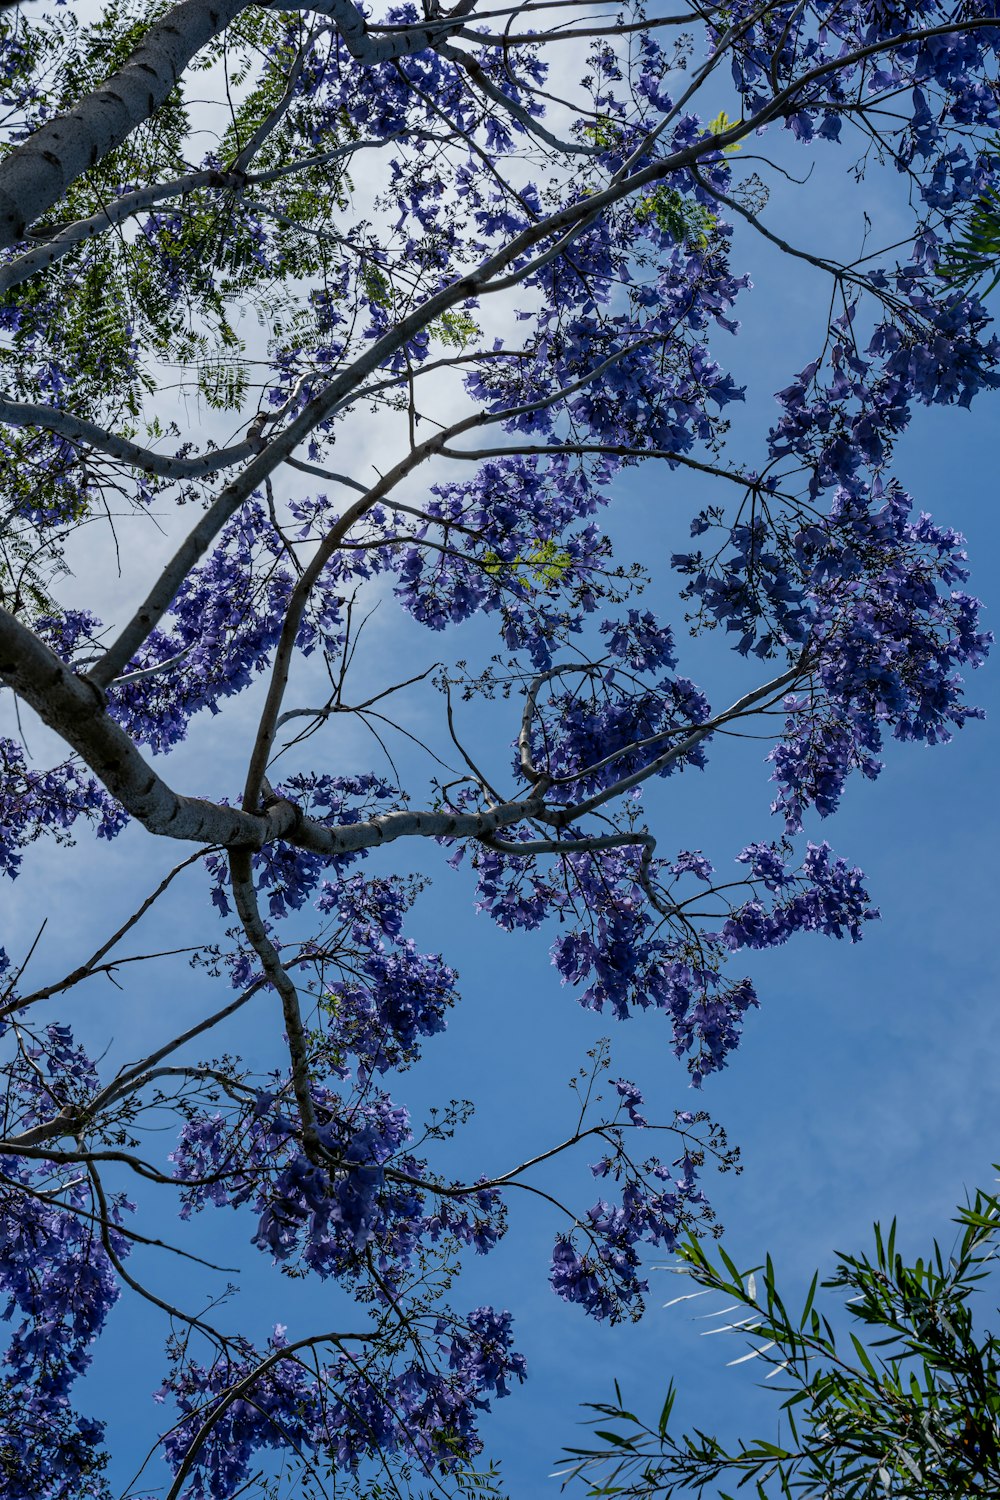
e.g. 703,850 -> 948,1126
0,393 -> 258,479
230,847 -> 321,1156
162,1324 -> 378,1500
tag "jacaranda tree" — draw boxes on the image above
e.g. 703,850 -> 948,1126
0,1 -> 996,1495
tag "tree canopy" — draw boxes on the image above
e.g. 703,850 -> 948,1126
0,1 -> 998,1495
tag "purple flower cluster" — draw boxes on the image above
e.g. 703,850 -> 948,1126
471,822 -> 883,1081
724,0 -> 1000,163
550,1112 -> 707,1322
473,841 -> 759,1082
0,736 -> 127,877
723,842 -> 878,948
160,1307 -> 525,1498
0,1151 -> 128,1497
774,488 -> 989,830
521,652 -> 712,799
106,500 -> 347,754
173,1084 -> 505,1287
391,454 -> 608,666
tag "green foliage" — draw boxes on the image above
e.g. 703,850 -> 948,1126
429,310 -> 483,349
559,1180 -> 1000,1497
0,523 -> 60,617
582,115 -> 625,151
630,110 -> 735,246
482,537 -> 575,594
939,183 -> 1000,295
361,261 -> 394,310
705,110 -> 743,152
450,1461 -> 509,1497
634,188 -> 717,250
196,354 -> 251,411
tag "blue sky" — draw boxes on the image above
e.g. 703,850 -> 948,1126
421,161 -> 1000,1488
3,78 -> 999,1500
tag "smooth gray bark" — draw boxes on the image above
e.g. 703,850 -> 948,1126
0,603 -> 544,854
0,394 -> 257,478
0,0 -> 249,247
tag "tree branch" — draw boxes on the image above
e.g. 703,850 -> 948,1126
230,846 -> 321,1156
549,662 -> 806,825
0,393 -> 258,479
0,0 -> 252,248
